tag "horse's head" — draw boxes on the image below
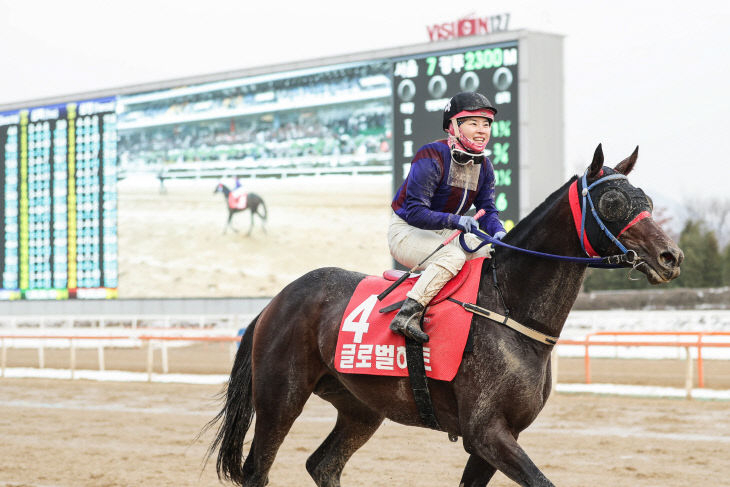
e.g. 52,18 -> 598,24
214,182 -> 226,194
575,144 -> 683,284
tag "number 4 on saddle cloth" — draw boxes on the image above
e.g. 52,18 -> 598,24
334,257 -> 485,381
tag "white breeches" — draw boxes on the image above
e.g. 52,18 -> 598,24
387,213 -> 491,307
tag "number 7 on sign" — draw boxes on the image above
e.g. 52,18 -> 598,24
342,294 -> 378,343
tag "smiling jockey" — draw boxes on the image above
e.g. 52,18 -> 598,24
388,91 -> 507,343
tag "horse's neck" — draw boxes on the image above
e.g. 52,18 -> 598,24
221,186 -> 230,197
485,193 -> 587,340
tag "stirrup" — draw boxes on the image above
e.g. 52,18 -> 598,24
389,299 -> 429,343
402,322 -> 429,343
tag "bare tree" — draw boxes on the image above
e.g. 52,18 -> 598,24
683,197 -> 730,247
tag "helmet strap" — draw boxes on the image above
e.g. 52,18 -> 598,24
451,119 -> 461,139
449,118 -> 488,154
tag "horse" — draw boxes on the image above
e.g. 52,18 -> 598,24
204,145 -> 683,487
214,182 -> 268,236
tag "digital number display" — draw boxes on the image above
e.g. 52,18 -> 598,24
0,97 -> 118,300
392,41 -> 519,230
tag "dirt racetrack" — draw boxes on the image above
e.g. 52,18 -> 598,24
6,174 -> 723,485
2,351 -> 729,487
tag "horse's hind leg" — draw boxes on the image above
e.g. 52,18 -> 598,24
306,386 -> 384,487
240,355 -> 323,486
460,454 -> 497,487
256,205 -> 267,233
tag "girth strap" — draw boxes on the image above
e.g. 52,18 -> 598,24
447,297 -> 559,346
405,336 -> 441,430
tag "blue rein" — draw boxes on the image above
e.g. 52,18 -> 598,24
459,170 -> 638,268
459,230 -> 634,268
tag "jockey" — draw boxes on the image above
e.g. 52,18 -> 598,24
388,91 -> 507,343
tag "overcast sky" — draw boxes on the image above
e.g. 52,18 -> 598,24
1,0 -> 728,207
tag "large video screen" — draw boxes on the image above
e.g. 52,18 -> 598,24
0,38 -> 522,299
112,62 -> 396,299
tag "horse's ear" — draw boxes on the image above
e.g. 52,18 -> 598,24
587,143 -> 604,178
614,146 -> 639,175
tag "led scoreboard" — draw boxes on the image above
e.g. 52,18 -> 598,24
0,98 -> 118,300
392,40 -> 519,229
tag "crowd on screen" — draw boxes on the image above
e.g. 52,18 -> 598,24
118,102 -> 391,168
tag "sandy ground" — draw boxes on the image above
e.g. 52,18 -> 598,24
1,346 -> 729,487
117,174 -> 394,298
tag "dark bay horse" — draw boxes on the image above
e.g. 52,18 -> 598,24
214,182 -> 268,235
205,145 -> 682,486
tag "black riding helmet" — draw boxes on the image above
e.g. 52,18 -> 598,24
442,91 -> 498,131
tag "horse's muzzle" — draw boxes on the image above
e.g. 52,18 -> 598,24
658,245 -> 683,280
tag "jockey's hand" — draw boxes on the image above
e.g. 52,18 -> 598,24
493,231 -> 507,241
457,215 -> 480,234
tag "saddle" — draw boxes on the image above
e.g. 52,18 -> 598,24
334,258 -> 484,382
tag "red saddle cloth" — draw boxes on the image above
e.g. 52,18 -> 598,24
334,257 -> 485,381
228,188 -> 248,210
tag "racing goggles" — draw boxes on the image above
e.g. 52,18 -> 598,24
451,146 -> 486,165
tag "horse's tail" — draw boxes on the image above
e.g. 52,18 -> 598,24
257,195 -> 267,221
202,314 -> 258,485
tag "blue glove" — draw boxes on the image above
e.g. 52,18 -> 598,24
457,215 -> 479,233
493,231 -> 507,241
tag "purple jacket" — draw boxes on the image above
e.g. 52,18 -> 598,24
391,139 -> 505,236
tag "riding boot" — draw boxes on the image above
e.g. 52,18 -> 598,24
389,297 -> 429,343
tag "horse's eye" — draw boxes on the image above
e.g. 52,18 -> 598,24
646,195 -> 654,212
597,189 -> 631,222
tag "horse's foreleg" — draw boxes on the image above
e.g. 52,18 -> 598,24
306,390 -> 384,487
459,454 -> 497,487
465,422 -> 554,487
227,210 -> 238,234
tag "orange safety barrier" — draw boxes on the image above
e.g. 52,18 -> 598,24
0,335 -> 242,340
558,331 -> 730,388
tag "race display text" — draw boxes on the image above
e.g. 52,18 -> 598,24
0,98 -> 118,300
392,40 -> 520,230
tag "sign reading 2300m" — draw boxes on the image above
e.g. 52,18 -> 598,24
392,41 -> 519,231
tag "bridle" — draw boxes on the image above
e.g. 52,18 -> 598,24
450,169 -> 651,347
461,170 -> 650,269
568,169 -> 650,259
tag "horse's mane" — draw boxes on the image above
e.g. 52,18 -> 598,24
506,175 -> 578,242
